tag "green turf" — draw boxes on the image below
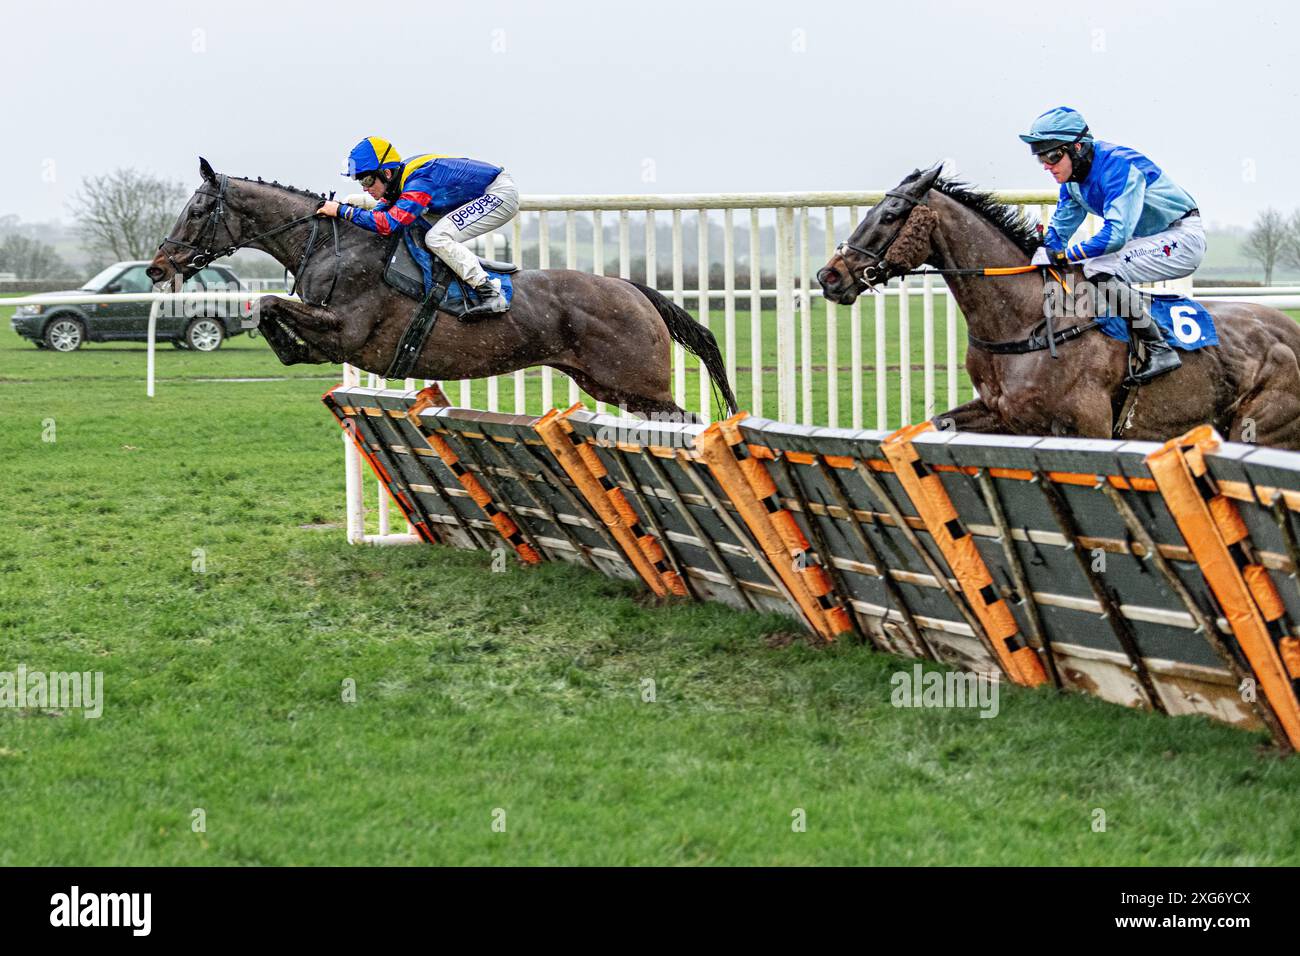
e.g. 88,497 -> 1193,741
2,295 -> 1300,865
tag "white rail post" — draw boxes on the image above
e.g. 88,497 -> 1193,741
799,205 -> 812,426
342,363 -> 365,544
146,300 -> 162,397
513,215 -> 526,414
593,209 -> 605,414
923,271 -> 935,422
875,289 -> 887,431
775,205 -> 796,423
538,210 -> 552,411
671,209 -> 685,409
484,231 -> 500,412
899,277 -> 911,426
849,204 -> 863,430
824,205 -> 838,428
697,208 -> 711,423
749,208 -> 762,416
946,285 -> 958,412
723,208 -> 736,413
566,210 -> 579,406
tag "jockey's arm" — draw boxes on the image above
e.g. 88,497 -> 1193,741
1068,164 -> 1147,262
1043,188 -> 1086,252
339,169 -> 439,236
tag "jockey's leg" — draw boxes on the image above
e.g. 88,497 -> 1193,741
1082,216 -> 1205,386
425,171 -> 520,320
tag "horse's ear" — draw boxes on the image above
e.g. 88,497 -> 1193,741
199,157 -> 217,183
912,162 -> 944,196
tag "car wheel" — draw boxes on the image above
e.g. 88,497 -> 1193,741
43,316 -> 86,352
185,318 -> 225,352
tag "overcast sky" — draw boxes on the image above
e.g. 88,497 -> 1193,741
2,0 -> 1294,228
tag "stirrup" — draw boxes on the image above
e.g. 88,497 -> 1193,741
1124,347 -> 1182,387
459,285 -> 509,320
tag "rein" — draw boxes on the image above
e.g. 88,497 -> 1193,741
157,175 -> 342,306
836,185 -> 1092,358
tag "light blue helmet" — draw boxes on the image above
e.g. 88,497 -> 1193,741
1018,106 -> 1093,153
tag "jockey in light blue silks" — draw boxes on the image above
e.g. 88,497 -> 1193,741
1022,106 -> 1205,385
316,136 -> 519,319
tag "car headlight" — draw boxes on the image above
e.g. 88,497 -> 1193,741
13,305 -> 41,317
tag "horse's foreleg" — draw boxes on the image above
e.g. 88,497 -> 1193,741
256,304 -> 318,366
932,397 -> 1004,434
255,297 -> 346,365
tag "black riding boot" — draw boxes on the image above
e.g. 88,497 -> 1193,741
1096,275 -> 1182,386
459,280 -> 510,321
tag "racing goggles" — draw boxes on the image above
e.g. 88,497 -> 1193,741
1035,145 -> 1070,166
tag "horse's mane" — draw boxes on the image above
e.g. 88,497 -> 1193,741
229,175 -> 327,202
904,171 -> 1042,256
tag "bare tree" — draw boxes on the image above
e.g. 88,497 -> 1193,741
1243,207 -> 1287,285
1282,209 -> 1300,273
0,234 -> 67,279
70,168 -> 187,262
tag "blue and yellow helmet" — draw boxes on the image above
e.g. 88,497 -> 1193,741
1018,107 -> 1093,153
344,136 -> 404,178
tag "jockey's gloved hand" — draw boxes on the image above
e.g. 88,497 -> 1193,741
1031,246 -> 1067,267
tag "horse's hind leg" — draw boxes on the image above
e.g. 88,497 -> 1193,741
1229,345 -> 1300,450
554,366 -> 694,422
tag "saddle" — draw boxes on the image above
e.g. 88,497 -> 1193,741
381,221 -> 518,380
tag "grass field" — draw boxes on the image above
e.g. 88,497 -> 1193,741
3,295 -> 1300,866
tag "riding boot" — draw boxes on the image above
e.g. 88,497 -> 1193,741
459,279 -> 510,321
1095,275 -> 1182,386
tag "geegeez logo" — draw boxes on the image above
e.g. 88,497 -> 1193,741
449,193 -> 503,230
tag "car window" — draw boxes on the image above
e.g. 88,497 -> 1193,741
82,264 -> 125,290
113,266 -> 153,293
201,268 -> 237,292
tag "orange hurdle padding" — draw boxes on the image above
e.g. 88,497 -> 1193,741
416,426 -> 541,565
1280,637 -> 1300,680
694,415 -> 852,641
1146,426 -> 1300,749
534,406 -> 685,597
881,422 -> 1047,686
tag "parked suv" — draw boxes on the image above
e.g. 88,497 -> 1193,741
10,261 -> 254,352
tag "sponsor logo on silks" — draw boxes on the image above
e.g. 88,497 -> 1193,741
50,886 -> 151,936
448,193 -> 503,231
1124,240 -> 1179,265
1095,294 -> 1219,351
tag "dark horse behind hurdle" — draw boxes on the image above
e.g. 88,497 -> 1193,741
148,158 -> 738,420
818,164 -> 1300,449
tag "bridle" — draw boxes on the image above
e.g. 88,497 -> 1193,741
831,183 -> 1087,360
157,174 -> 342,305
835,188 -> 930,286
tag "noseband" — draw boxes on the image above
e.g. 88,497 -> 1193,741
836,188 -> 930,286
157,175 -> 342,305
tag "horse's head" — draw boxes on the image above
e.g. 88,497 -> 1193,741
818,163 -> 943,304
147,157 -> 239,284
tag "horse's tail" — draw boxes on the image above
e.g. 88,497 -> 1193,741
624,280 -> 740,417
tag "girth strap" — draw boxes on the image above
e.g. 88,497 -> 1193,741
967,319 -> 1099,355
385,260 -> 455,379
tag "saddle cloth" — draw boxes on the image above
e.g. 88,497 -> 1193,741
382,219 -> 515,309
1094,293 -> 1218,351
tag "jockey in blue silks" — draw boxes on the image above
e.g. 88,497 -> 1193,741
1022,106 -> 1204,385
316,136 -> 518,319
